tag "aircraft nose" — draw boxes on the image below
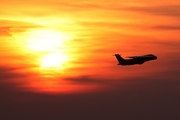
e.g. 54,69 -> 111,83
154,56 -> 157,59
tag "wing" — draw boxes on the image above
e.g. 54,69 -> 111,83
126,56 -> 142,58
127,55 -> 154,59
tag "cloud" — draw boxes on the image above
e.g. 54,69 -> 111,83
151,25 -> 180,30
126,5 -> 180,18
0,20 -> 42,37
0,66 -> 29,83
64,75 -> 111,85
0,20 -> 42,27
0,27 -> 11,36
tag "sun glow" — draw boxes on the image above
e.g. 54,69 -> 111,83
9,26 -> 98,93
41,53 -> 68,68
23,28 -> 72,77
26,29 -> 70,51
39,53 -> 68,77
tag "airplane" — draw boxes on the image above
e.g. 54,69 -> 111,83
114,54 -> 157,65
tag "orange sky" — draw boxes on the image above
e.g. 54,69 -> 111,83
0,0 -> 180,94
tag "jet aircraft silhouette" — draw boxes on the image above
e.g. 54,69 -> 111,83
114,54 -> 157,65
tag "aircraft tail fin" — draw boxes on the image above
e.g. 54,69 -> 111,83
114,54 -> 124,65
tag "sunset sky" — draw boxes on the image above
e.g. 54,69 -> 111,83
1,0 -> 180,119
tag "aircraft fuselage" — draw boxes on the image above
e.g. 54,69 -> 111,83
114,54 -> 157,66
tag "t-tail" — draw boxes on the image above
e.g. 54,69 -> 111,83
114,54 -> 124,65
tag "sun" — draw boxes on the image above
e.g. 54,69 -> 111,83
41,53 -> 68,68
23,28 -> 71,76
39,53 -> 68,77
